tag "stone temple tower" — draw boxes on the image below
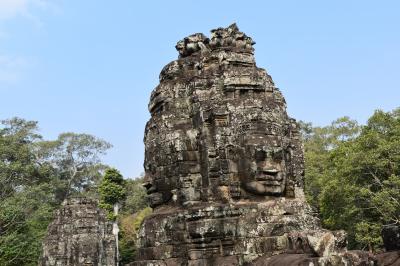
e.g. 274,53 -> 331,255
40,197 -> 117,266
132,24 -> 374,266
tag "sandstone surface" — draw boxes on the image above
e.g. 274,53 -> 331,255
40,197 -> 117,266
133,24 -> 374,266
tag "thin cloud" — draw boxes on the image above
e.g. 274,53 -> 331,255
0,0 -> 57,25
0,0 -> 33,20
0,0 -> 23,20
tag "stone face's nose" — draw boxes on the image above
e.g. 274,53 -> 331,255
142,181 -> 152,189
142,181 -> 157,193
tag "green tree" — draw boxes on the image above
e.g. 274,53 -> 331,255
0,118 -> 112,265
0,118 -> 44,200
119,207 -> 152,264
98,168 -> 126,220
43,132 -> 112,201
118,175 -> 150,264
98,168 -> 127,265
300,117 -> 360,208
302,109 -> 400,251
121,176 -> 148,214
0,183 -> 57,265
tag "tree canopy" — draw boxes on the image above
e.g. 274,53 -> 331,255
98,168 -> 126,220
301,108 -> 400,251
0,118 -> 112,266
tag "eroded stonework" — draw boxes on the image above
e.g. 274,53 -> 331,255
40,197 -> 117,266
134,24 -> 374,266
144,23 -> 303,207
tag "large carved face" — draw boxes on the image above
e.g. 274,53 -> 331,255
143,173 -> 172,208
143,121 -> 175,208
238,134 -> 288,196
143,24 -> 304,207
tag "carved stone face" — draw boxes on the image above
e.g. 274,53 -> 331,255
143,157 -> 173,208
143,175 -> 166,208
239,135 -> 287,196
143,24 -> 304,207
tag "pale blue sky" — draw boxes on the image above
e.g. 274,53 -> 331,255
1,0 -> 399,178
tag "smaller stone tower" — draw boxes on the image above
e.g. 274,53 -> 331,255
40,197 -> 117,266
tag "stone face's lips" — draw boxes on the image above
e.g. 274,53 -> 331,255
257,181 -> 282,186
261,169 -> 279,174
256,177 -> 282,183
147,192 -> 163,205
256,172 -> 282,182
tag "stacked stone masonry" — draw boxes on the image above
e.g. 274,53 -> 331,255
40,197 -> 117,266
132,24 -> 377,266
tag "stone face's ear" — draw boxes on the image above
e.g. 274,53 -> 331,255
288,119 -> 305,190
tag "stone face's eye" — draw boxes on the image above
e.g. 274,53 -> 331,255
255,150 -> 265,161
273,149 -> 284,161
